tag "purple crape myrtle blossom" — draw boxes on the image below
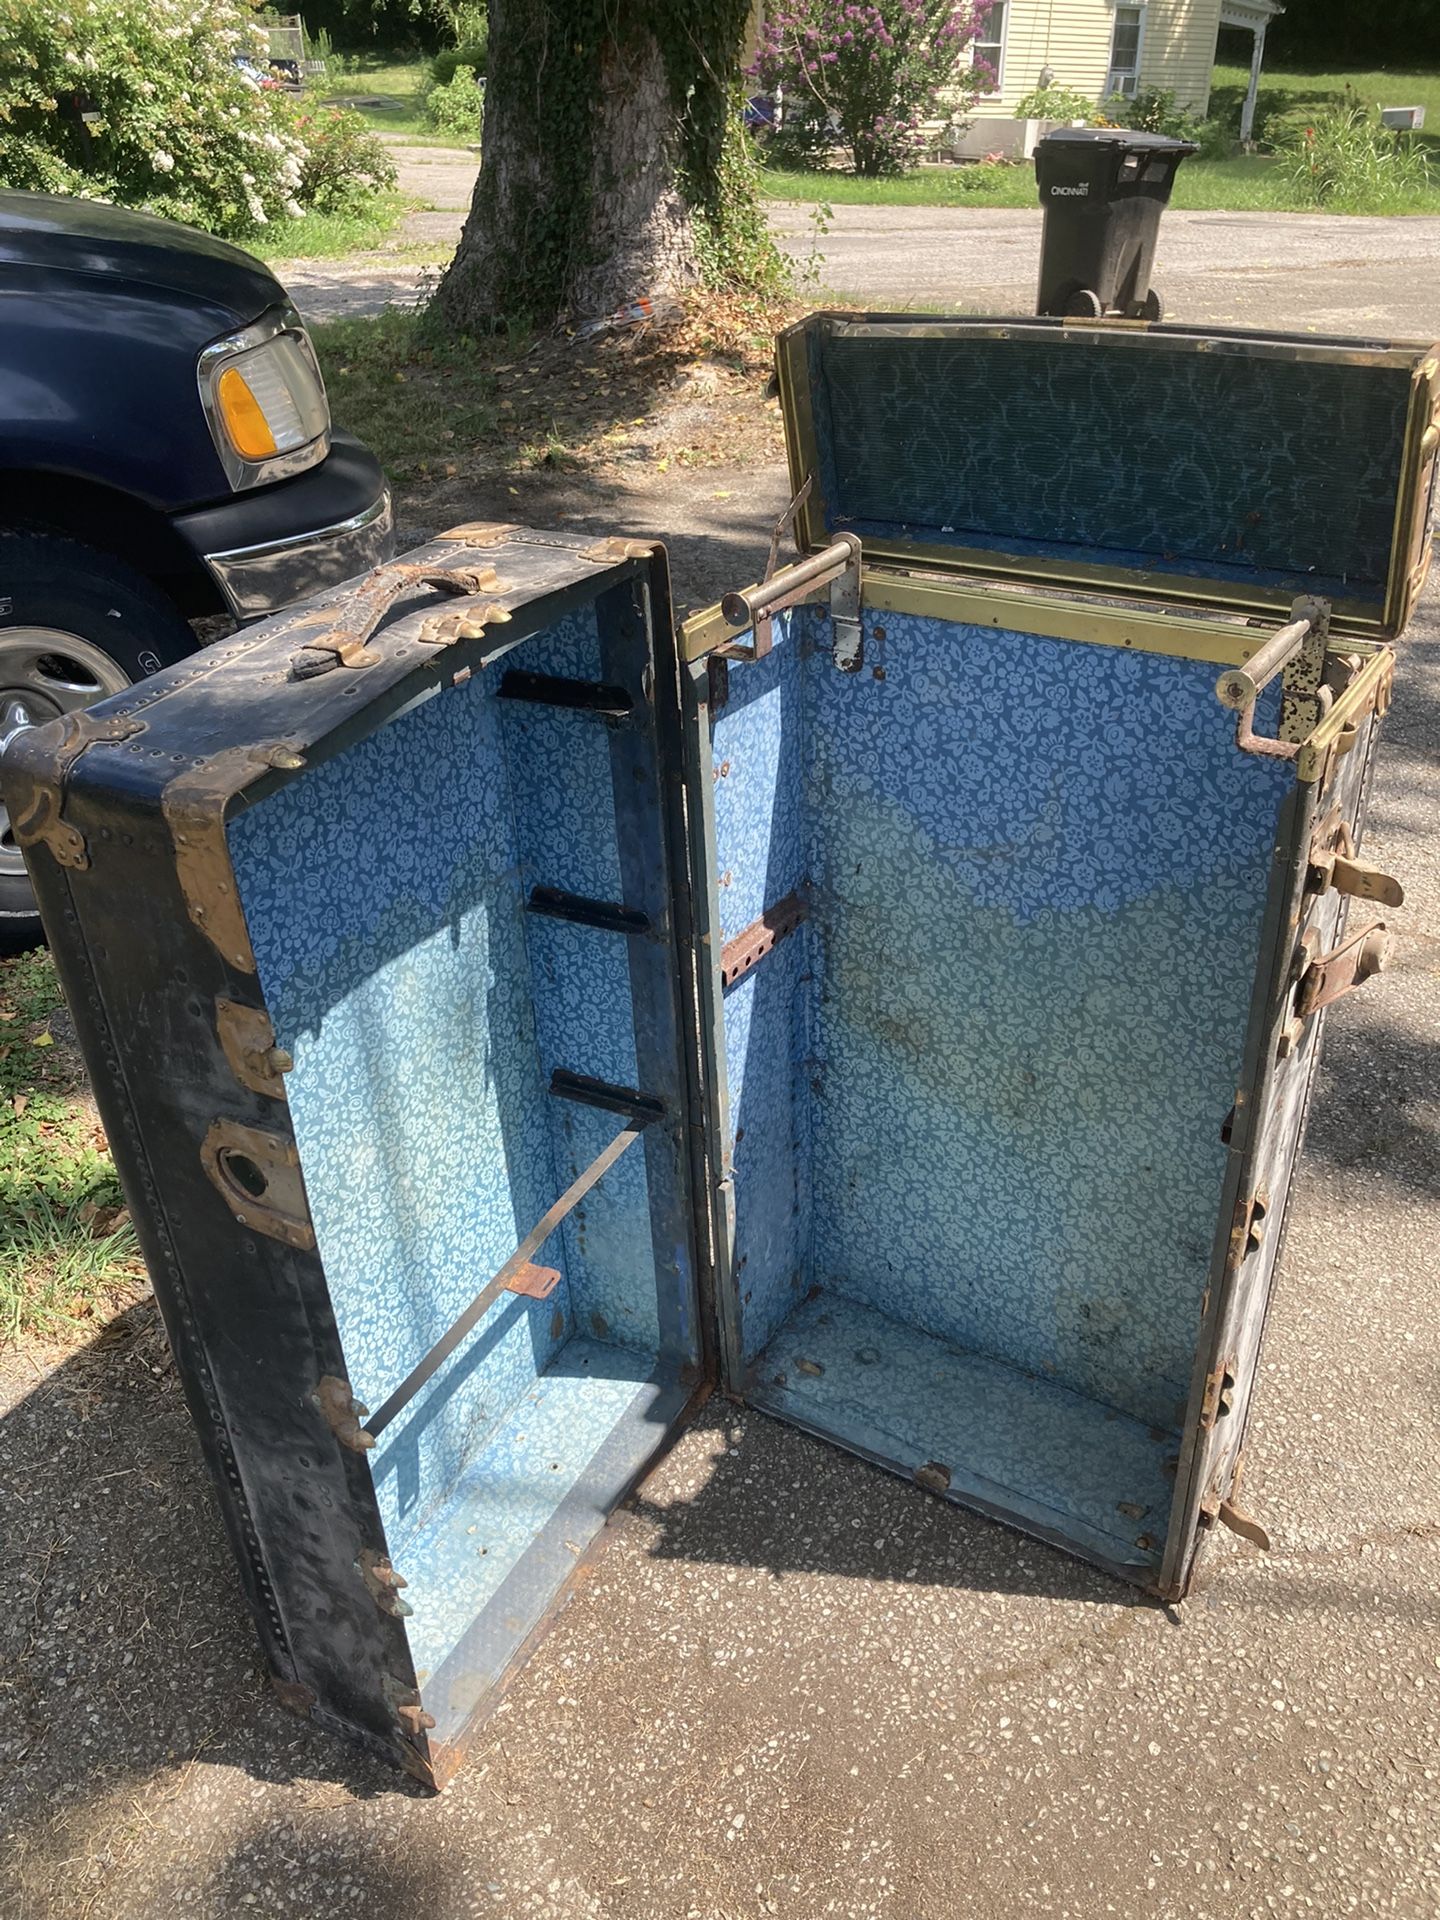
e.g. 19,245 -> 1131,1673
751,0 -> 985,176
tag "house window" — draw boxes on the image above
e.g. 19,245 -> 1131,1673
972,0 -> 1006,97
1106,3 -> 1145,98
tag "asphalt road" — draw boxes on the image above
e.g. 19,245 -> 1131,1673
767,202 -> 1440,336
275,146 -> 1440,339
270,145 -> 1440,341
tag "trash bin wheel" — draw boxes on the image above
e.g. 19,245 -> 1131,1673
1062,288 -> 1104,318
1141,288 -> 1165,322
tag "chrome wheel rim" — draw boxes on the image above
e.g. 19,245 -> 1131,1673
0,629 -> 133,884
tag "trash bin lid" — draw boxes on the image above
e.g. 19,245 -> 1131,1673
1036,126 -> 1197,155
775,311 -> 1440,639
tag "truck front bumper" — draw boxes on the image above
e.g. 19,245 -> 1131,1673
173,431 -> 395,620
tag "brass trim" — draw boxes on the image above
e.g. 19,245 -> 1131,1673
775,328 -> 829,556
6,709 -> 147,871
775,312 -> 1440,641
162,745 -> 278,973
684,566 -> 1308,668
840,532 -> 1392,638
1296,647 -> 1394,782
806,311 -> 1436,369
1381,358 -> 1439,633
199,1118 -> 316,1251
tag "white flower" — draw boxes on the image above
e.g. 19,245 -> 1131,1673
152,150 -> 175,173
62,49 -> 81,66
240,171 -> 254,185
82,51 -> 98,70
283,198 -> 303,219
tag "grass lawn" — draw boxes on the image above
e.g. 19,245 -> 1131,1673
253,189 -> 414,264
0,951 -> 147,1346
761,64 -> 1440,216
317,51 -> 480,150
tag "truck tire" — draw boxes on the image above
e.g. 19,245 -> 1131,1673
0,532 -> 200,952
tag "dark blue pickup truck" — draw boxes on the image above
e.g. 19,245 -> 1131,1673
0,191 -> 394,942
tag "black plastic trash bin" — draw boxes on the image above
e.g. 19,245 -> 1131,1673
1034,126 -> 1196,320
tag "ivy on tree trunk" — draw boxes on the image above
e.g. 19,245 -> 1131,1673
436,0 -> 777,331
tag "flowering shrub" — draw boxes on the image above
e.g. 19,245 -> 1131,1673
750,0 -> 984,177
285,102 -> 398,213
0,0 -> 339,236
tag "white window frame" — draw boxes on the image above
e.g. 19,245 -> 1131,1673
1105,1 -> 1147,99
971,0 -> 1007,100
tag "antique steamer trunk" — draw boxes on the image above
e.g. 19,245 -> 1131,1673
5,316 -> 1434,1785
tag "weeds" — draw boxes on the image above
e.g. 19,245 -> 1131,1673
0,951 -> 147,1345
1279,105 -> 1432,211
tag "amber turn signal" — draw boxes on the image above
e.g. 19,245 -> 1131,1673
215,364 -> 280,461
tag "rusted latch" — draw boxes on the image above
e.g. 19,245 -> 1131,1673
6,708 -> 147,871
1307,813 -> 1404,908
314,1373 -> 377,1453
1199,1455 -> 1272,1551
199,1118 -> 316,1250
395,1699 -> 436,1739
357,1548 -> 413,1618
720,890 -> 808,989
504,1262 -> 561,1300
1215,595 -> 1331,761
1278,920 -> 1392,1056
288,560 -> 508,678
1199,1355 -> 1238,1428
215,998 -> 293,1099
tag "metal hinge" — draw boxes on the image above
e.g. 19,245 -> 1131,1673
717,477 -> 863,665
1215,594 -> 1331,761
1199,1354 -> 1238,1428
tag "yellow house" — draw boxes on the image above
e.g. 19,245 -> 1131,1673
964,0 -> 1283,127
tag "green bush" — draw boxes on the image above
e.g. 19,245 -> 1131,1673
1102,87 -> 1202,140
0,0 -> 311,234
1279,105 -> 1431,209
0,0 -> 400,237
1013,84 -> 1095,124
424,70 -> 485,140
284,101 -> 398,213
428,32 -> 488,92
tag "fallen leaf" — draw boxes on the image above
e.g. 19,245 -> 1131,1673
12,1093 -> 27,1116
32,1030 -> 54,1048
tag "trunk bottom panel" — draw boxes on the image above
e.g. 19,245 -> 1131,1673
746,1293 -> 1174,1576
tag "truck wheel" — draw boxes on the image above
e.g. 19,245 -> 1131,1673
0,533 -> 200,953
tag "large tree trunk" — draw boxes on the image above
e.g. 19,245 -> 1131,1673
435,0 -> 754,331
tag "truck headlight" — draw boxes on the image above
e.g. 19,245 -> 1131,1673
199,308 -> 331,489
